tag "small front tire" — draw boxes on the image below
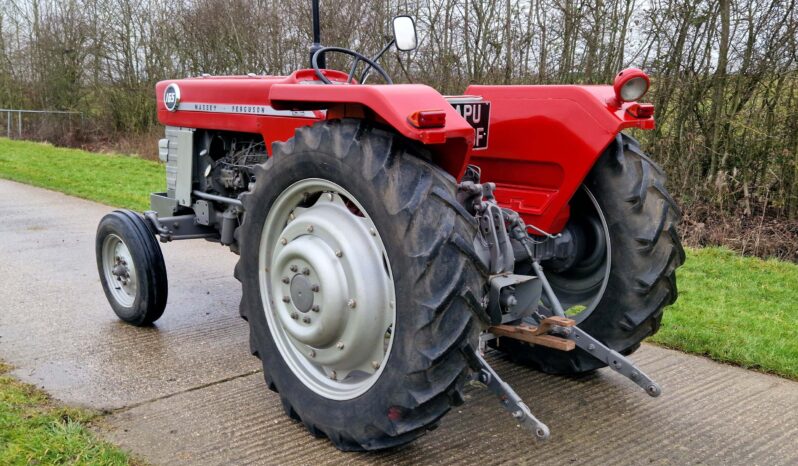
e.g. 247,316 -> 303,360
96,210 -> 168,326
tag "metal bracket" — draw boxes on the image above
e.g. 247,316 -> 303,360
564,326 -> 662,397
463,346 -> 550,441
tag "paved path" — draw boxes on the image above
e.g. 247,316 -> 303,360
1,179 -> 796,465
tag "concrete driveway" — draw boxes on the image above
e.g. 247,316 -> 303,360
1,179 -> 796,465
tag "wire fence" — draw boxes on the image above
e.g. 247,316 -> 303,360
2,109 -> 85,142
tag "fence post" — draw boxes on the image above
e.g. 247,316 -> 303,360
6,111 -> 10,137
18,111 -> 22,138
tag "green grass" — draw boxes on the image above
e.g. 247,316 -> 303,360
0,138 -> 163,211
652,247 -> 798,379
0,138 -> 796,381
0,363 -> 136,465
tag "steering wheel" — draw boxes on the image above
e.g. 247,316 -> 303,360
312,47 -> 393,85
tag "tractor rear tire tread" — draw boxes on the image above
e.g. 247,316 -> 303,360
496,133 -> 684,374
236,119 -> 488,450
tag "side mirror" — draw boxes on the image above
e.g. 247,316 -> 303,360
393,16 -> 417,52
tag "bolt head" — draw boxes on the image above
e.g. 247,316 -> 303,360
302,267 -> 310,276
308,350 -> 316,358
289,213 -> 295,221
306,225 -> 314,233
289,265 -> 298,272
280,237 -> 287,245
282,296 -> 291,303
302,316 -> 311,324
348,299 -> 357,309
335,250 -> 343,257
281,276 -> 289,284
290,312 -> 299,320
311,305 -> 320,312
311,284 -> 320,292
371,361 -> 380,370
329,370 -> 337,380
336,341 -> 344,350
369,228 -> 377,236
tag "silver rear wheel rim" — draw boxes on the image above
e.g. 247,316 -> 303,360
101,234 -> 137,307
258,179 -> 396,400
544,186 -> 611,324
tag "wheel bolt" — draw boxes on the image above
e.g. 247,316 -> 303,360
306,225 -> 314,233
327,193 -> 333,201
290,265 -> 298,272
290,312 -> 299,320
329,370 -> 337,380
302,316 -> 311,324
281,276 -> 289,284
308,350 -> 315,358
280,237 -> 287,245
369,228 -> 376,236
311,284 -> 320,292
371,361 -> 380,370
311,305 -> 320,312
302,267 -> 310,276
282,296 -> 290,303
336,341 -> 344,350
348,299 -> 357,309
289,213 -> 295,221
335,250 -> 343,257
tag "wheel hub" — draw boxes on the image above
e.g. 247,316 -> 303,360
289,274 -> 314,313
259,180 -> 396,400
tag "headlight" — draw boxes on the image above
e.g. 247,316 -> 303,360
613,68 -> 650,103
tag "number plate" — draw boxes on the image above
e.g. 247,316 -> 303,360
452,101 -> 491,150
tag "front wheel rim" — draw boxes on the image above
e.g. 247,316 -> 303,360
258,179 -> 396,401
101,234 -> 138,307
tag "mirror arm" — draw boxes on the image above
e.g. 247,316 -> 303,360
360,39 -> 395,84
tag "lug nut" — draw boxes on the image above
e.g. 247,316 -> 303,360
311,305 -> 320,312
311,284 -> 320,292
302,267 -> 310,276
336,341 -> 344,350
369,228 -> 376,236
290,265 -> 298,272
306,225 -> 314,233
280,237 -> 287,245
281,276 -> 289,284
302,316 -> 311,324
348,299 -> 357,309
282,296 -> 290,303
371,361 -> 380,370
327,193 -> 333,201
289,213 -> 295,221
335,250 -> 343,257
330,370 -> 337,380
308,350 -> 316,358
290,312 -> 299,320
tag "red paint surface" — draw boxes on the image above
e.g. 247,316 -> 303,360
156,70 -> 655,233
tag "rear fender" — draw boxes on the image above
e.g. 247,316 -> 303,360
464,84 -> 656,233
269,83 -> 475,178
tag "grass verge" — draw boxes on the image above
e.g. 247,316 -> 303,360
0,362 -> 136,465
0,139 -> 796,381
652,247 -> 798,380
0,137 -> 162,211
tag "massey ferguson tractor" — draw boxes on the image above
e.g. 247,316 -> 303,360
95,2 -> 684,451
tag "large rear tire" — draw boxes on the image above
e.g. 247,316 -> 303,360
496,133 -> 685,373
236,119 -> 489,450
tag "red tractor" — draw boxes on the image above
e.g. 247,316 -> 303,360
95,3 -> 683,450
